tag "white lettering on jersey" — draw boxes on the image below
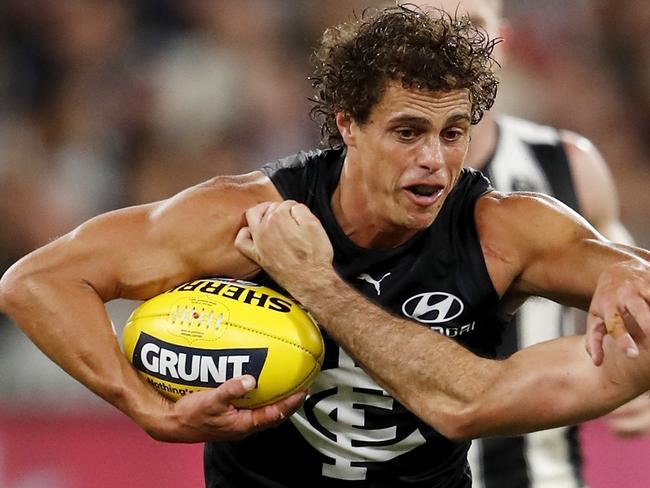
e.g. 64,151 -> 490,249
357,272 -> 391,295
290,348 -> 426,480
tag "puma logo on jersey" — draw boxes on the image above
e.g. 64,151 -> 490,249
357,272 -> 391,295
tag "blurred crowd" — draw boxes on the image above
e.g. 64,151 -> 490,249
499,0 -> 650,239
0,0 -> 649,405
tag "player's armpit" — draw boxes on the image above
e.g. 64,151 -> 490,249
476,191 -> 602,308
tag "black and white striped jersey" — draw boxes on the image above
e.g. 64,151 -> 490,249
468,115 -> 585,488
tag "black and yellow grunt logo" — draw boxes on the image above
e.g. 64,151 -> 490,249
168,279 -> 293,313
132,333 -> 268,388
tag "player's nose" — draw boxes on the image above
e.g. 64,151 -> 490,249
417,137 -> 445,173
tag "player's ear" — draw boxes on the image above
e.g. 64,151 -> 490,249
336,112 -> 356,147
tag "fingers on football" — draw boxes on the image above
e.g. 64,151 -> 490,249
249,391 -> 307,430
280,390 -> 308,417
213,375 -> 257,407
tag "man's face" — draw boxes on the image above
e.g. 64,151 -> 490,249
340,81 -> 471,234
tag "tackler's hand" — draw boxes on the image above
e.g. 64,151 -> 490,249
586,259 -> 650,366
235,201 -> 335,297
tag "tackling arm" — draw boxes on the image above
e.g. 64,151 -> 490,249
276,269 -> 650,439
235,199 -> 650,440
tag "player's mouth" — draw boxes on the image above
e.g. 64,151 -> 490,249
403,184 -> 445,207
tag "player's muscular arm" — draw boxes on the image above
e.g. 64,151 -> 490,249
477,191 -> 606,309
479,192 -> 650,364
560,132 -> 636,337
236,200 -> 650,439
0,172 -> 297,442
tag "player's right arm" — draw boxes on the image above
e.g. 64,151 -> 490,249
0,172 -> 300,442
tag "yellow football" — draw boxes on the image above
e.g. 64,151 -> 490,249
121,277 -> 324,408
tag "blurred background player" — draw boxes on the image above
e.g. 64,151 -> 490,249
410,1 -> 650,487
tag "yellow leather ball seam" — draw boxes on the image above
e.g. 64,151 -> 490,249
227,320 -> 322,360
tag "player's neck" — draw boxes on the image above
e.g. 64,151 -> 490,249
465,113 -> 499,171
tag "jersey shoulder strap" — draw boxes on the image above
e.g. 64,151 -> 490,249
260,146 -> 345,206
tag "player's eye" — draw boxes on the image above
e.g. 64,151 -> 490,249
442,128 -> 465,143
395,128 -> 418,141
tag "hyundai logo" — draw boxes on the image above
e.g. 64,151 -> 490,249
402,292 -> 464,323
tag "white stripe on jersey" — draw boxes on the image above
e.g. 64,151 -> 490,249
486,115 -> 555,196
467,439 -> 485,488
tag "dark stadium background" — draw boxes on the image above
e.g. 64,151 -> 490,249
1,1 -> 649,486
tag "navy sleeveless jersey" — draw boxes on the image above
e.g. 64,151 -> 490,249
468,115 -> 584,488
204,147 -> 509,487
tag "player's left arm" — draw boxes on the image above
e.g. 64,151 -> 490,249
512,133 -> 650,363
480,191 -> 650,367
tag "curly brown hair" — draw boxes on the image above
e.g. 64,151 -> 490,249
309,4 -> 500,146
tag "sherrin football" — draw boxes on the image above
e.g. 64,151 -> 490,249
122,277 -> 324,408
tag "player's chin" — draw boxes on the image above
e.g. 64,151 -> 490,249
402,209 -> 439,231
392,195 -> 443,231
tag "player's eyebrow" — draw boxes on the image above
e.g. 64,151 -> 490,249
387,115 -> 432,128
387,112 -> 471,127
446,113 -> 471,125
